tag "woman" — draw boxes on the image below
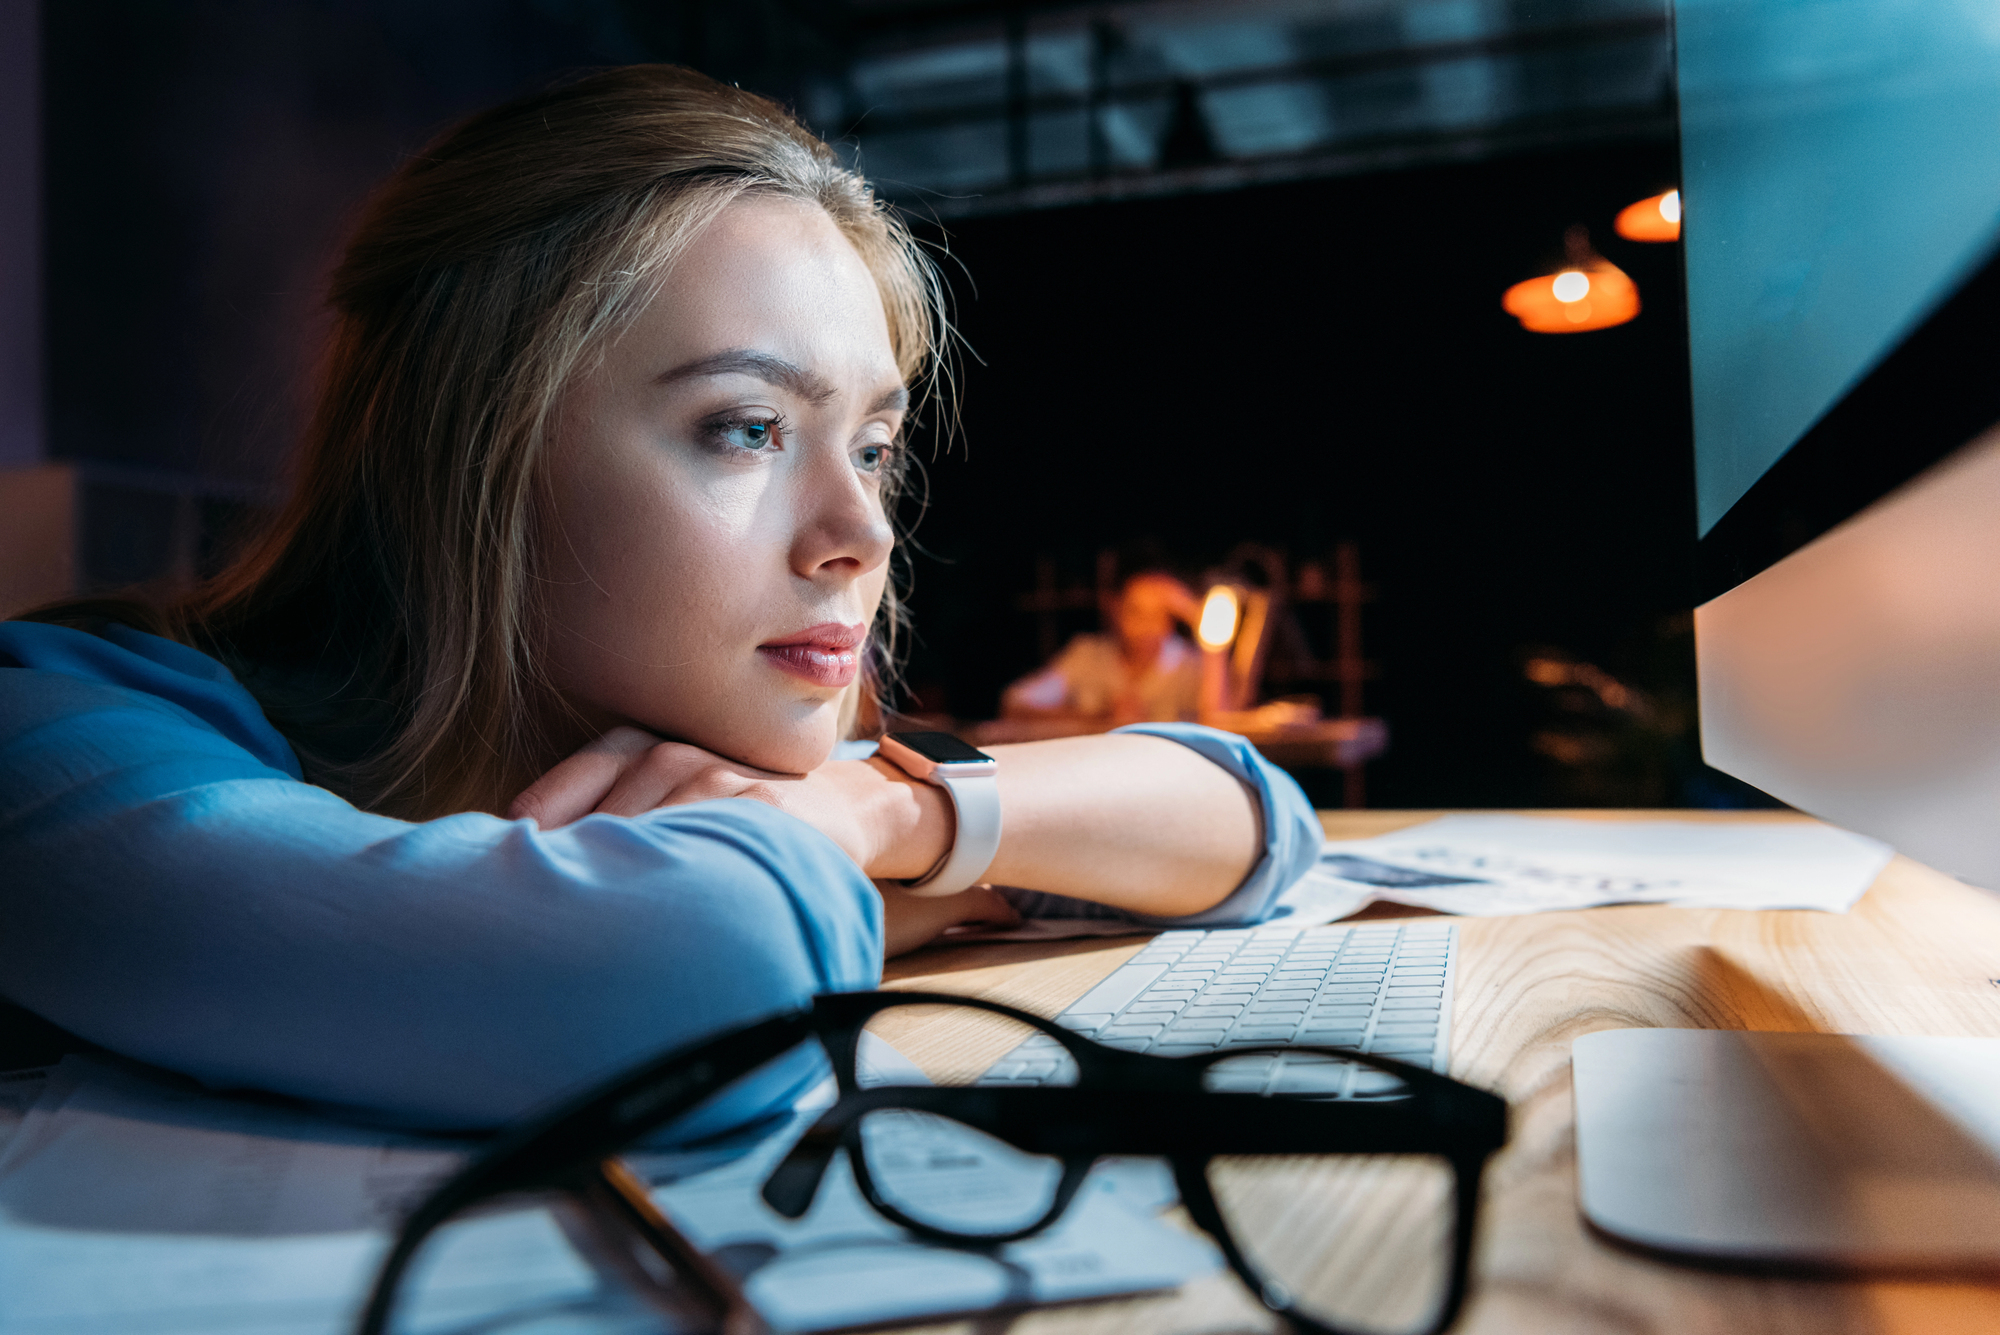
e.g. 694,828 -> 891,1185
0,67 -> 1320,1135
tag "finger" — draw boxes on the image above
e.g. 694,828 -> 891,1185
507,726 -> 658,828
595,741 -> 743,817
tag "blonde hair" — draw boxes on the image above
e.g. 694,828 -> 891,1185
36,66 -> 944,818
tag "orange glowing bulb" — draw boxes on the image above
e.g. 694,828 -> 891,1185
1504,226 -> 1640,334
1503,261 -> 1639,332
1197,586 -> 1239,649
1551,270 -> 1591,303
1615,189 -> 1681,242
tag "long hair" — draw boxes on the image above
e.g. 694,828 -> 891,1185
26,66 -> 946,818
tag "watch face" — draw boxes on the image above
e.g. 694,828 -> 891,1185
887,730 -> 992,765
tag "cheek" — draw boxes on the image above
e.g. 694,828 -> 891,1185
545,456 -> 770,662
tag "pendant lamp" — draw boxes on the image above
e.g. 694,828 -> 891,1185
1615,189 -> 1680,242
1502,226 -> 1639,334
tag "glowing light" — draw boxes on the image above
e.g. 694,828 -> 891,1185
1503,228 -> 1639,334
1198,585 -> 1239,650
1615,189 -> 1681,242
1524,658 -> 1569,686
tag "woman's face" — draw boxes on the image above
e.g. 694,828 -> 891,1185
540,195 -> 905,774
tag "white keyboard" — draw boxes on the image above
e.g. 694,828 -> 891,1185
980,922 -> 1455,1098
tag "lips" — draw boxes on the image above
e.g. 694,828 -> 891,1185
758,622 -> 867,689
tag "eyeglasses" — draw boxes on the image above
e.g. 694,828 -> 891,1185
358,990 -> 1507,1335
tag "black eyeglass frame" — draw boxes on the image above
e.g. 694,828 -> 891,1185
357,989 -> 1506,1335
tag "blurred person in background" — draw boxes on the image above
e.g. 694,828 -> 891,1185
1003,570 -> 1205,724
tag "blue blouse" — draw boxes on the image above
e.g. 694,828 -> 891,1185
0,621 -> 1321,1135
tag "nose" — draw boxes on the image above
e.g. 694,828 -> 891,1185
789,440 -> 894,586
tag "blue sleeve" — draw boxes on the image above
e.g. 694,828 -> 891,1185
1000,722 -> 1324,928
0,665 -> 882,1137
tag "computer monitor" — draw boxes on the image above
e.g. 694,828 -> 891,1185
1682,0 -> 2000,890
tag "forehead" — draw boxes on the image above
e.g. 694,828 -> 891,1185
621,194 -> 900,392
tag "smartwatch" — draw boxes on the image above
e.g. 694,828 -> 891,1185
876,731 -> 1002,896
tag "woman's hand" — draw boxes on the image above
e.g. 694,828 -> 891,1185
509,727 -> 1019,954
507,726 -> 951,879
878,882 -> 1021,956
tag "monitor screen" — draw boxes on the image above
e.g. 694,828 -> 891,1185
1679,0 -> 2000,538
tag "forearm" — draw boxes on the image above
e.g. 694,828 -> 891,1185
858,733 -> 1263,918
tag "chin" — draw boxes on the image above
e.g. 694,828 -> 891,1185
712,710 -> 842,776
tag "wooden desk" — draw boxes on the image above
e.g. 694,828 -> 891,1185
874,810 -> 2000,1335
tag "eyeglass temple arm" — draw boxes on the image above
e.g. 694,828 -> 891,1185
355,1010 -> 814,1335
584,1158 -> 772,1335
759,1114 -> 843,1219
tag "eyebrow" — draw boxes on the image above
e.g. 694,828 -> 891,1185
657,349 -> 907,415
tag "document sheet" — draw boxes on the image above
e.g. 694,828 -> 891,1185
959,814 -> 1897,941
1279,815 -> 1896,922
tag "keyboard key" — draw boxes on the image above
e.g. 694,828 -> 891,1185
1058,1013 -> 1115,1032
1299,1028 -> 1366,1045
1385,986 -> 1445,1000
1374,1022 -> 1438,1038
1235,1024 -> 1300,1041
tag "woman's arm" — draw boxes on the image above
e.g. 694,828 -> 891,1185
890,732 -> 1266,916
514,724 -> 1316,922
0,638 -> 882,1134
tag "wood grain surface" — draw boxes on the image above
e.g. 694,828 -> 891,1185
872,810 -> 2000,1335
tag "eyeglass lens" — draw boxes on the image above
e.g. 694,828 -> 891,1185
852,1001 -> 1080,1239
1206,1144 -> 1456,1335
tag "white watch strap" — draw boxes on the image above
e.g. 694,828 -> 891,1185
904,771 -> 1003,895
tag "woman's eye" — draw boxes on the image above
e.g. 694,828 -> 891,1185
855,442 -> 893,474
709,416 -> 783,453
